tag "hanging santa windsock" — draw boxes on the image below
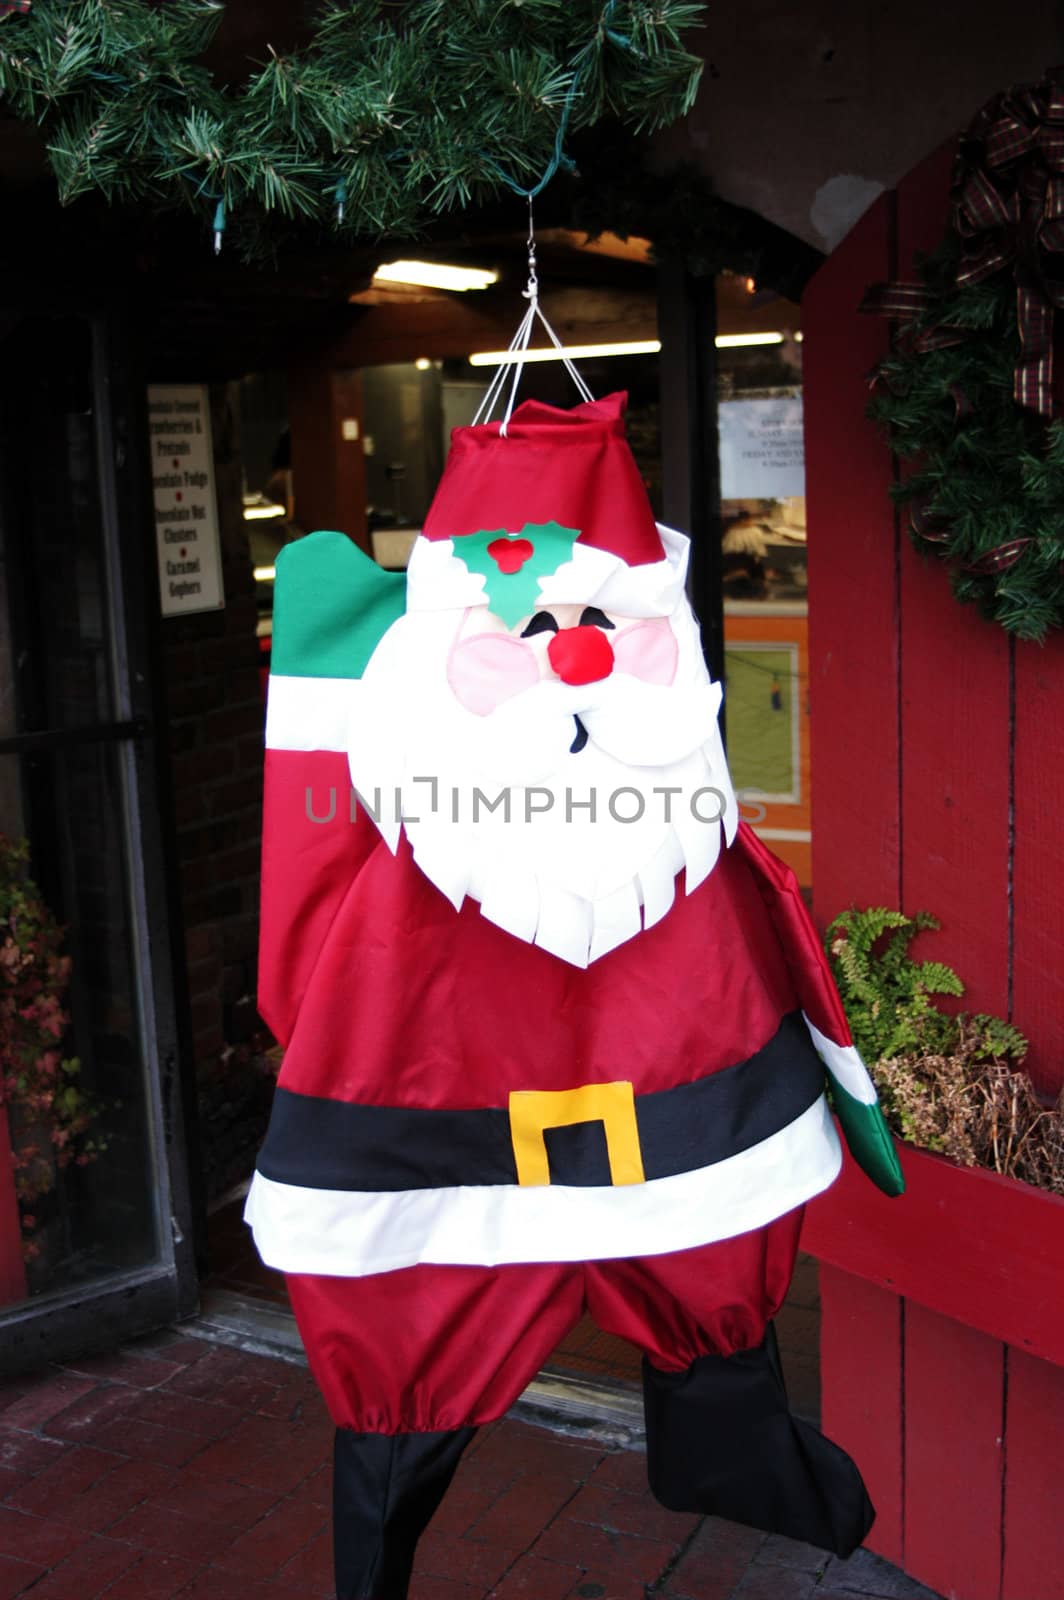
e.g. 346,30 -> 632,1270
247,391 -> 903,1600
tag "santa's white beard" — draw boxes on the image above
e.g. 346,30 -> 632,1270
348,611 -> 739,968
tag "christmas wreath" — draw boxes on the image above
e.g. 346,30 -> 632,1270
864,69 -> 1064,641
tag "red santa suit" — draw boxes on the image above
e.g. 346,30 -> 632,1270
247,393 -> 902,1600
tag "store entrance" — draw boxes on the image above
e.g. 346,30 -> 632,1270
0,311 -> 198,1372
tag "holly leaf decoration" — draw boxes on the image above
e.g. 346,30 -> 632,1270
452,521 -> 581,627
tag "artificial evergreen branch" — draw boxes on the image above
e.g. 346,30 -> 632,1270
0,0 -> 705,244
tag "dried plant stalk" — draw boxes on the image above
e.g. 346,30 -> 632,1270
871,1035 -> 1064,1195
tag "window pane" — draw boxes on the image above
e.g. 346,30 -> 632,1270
716,288 -> 810,889
0,318 -> 115,731
0,313 -> 164,1310
1,740 -> 162,1303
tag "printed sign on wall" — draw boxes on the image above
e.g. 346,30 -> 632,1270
718,396 -> 805,500
148,384 -> 225,616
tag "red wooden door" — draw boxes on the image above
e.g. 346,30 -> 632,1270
803,142 -> 1064,1600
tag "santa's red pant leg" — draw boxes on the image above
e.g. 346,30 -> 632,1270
287,1208 -> 871,1598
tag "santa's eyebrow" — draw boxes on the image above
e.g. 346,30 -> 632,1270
520,611 -> 559,637
579,606 -> 615,630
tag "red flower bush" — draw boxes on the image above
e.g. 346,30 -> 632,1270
0,836 -> 101,1258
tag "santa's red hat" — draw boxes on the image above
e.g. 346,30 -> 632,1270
408,392 -> 687,621
421,391 -> 664,567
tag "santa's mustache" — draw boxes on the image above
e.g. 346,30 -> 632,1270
449,673 -> 724,788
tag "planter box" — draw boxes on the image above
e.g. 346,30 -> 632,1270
802,1142 -> 1064,1600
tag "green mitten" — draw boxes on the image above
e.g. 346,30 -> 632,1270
271,530 -> 406,680
826,1070 -> 905,1197
804,1015 -> 905,1197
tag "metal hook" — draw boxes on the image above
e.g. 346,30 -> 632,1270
524,191 -> 538,304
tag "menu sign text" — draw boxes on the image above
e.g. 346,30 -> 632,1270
148,384 -> 225,616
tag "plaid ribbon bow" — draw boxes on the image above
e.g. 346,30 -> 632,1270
859,280 -> 968,357
863,67 -> 1064,418
952,68 -> 1064,416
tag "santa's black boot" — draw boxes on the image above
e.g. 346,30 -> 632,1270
333,1425 -> 476,1599
642,1325 -> 874,1557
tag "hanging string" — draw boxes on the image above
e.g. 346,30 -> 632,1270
472,191 -> 595,433
498,197 -> 543,429
471,7 -> 637,419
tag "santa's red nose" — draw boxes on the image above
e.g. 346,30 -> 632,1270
547,625 -> 615,686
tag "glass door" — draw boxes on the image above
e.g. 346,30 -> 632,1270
0,311 -> 198,1370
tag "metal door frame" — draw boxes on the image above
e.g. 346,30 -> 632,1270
0,308 -> 199,1373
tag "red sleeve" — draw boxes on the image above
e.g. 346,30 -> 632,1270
732,822 -> 853,1047
258,747 -> 380,1047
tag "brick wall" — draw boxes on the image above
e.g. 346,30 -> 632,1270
159,383 -> 272,1200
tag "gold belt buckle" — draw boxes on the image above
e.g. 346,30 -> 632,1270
508,1080 -> 646,1187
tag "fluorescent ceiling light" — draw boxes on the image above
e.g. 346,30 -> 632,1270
470,339 -> 661,367
253,565 -> 277,582
374,260 -> 499,291
715,332 -> 785,348
243,503 -> 286,521
469,331 -> 793,367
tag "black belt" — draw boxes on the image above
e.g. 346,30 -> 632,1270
256,1010 -> 826,1192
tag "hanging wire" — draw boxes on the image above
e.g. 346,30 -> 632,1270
725,651 -> 806,683
525,190 -> 537,299
480,0 -> 624,202
471,5 -> 635,421
472,190 -> 595,433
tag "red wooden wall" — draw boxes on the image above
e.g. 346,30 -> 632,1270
806,142 -> 1064,1099
804,142 -> 1064,1600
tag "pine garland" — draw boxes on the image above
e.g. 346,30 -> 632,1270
868,240 -> 1064,642
0,1 -> 705,246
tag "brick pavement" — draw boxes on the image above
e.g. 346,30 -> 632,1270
0,1329 -> 941,1600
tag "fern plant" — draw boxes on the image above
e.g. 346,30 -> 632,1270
825,907 -> 1064,1192
826,907 -> 963,1062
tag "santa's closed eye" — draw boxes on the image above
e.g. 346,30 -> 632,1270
520,610 -> 559,638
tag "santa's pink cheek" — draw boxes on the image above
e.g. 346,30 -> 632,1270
610,619 -> 678,685
447,633 -> 541,716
